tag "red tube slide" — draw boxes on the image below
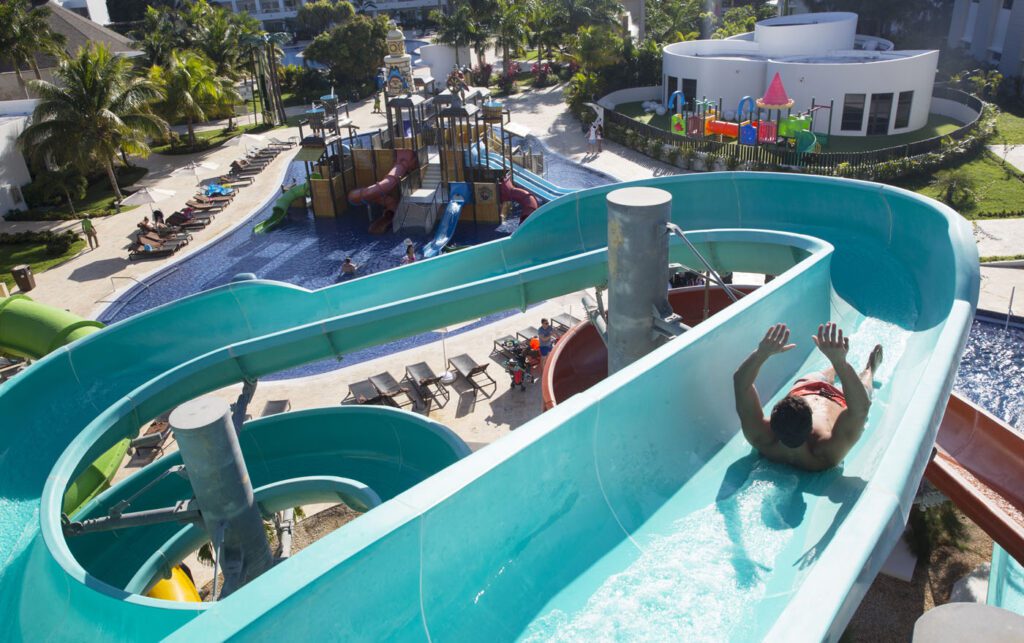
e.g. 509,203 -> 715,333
348,149 -> 418,231
926,393 -> 1024,562
499,175 -> 539,221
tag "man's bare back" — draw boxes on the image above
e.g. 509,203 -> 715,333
733,323 -> 883,471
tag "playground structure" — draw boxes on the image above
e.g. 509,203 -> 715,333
0,169 -> 988,639
270,26 -> 565,251
666,72 -> 832,154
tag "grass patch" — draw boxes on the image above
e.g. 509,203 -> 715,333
894,151 -> 1024,218
826,115 -> 962,153
995,103 -> 1024,144
616,101 -> 673,131
6,166 -> 147,222
152,122 -> 275,155
981,254 -> 1024,262
0,239 -> 86,290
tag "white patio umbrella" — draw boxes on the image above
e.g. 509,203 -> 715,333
120,187 -> 175,215
434,318 -> 481,384
235,133 -> 267,154
171,160 -> 219,183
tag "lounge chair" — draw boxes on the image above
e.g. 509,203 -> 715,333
404,361 -> 450,410
369,371 -> 415,408
213,174 -> 253,186
552,313 -> 581,333
185,199 -> 224,212
268,136 -> 296,149
516,326 -> 539,343
191,193 -> 232,206
343,379 -> 384,405
128,414 -> 173,461
448,353 -> 497,398
129,241 -> 176,260
260,399 -> 291,416
139,232 -> 185,252
231,159 -> 268,173
166,211 -> 209,229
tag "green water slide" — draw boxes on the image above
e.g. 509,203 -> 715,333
0,294 -> 104,360
0,295 -> 129,516
795,129 -> 819,154
253,182 -> 309,234
0,173 -> 979,640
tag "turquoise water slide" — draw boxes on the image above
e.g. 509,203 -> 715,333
471,145 -> 575,202
0,173 -> 977,640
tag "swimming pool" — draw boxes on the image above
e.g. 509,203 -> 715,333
954,317 -> 1023,431
100,148 -> 614,379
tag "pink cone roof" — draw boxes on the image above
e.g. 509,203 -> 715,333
756,72 -> 795,110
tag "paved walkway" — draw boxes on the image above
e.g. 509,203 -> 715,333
988,144 -> 1024,174
7,124 -> 301,316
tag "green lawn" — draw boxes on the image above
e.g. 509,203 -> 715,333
995,103 -> 1024,144
826,115 -> 962,153
6,166 -> 147,222
894,151 -> 1024,218
0,239 -> 86,290
152,122 -> 274,155
616,101 -> 673,131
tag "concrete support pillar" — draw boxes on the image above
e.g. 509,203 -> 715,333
170,396 -> 273,597
606,186 -> 673,375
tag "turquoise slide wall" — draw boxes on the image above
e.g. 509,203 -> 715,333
0,173 -> 978,640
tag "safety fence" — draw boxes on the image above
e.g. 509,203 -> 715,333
602,86 -> 987,176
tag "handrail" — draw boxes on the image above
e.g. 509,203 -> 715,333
95,276 -> 149,304
666,223 -> 741,303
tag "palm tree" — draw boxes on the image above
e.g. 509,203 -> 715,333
19,44 -> 167,201
195,9 -> 247,129
0,0 -> 66,98
152,51 -> 223,148
554,0 -> 622,36
431,4 -> 476,67
494,0 -> 528,74
241,31 -> 290,126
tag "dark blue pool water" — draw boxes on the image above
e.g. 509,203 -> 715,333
954,319 -> 1023,431
101,147 -> 613,380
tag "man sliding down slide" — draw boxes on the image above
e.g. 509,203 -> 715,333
734,322 -> 884,471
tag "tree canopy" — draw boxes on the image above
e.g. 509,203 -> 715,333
304,13 -> 390,94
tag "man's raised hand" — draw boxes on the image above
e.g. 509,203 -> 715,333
812,322 -> 849,363
757,323 -> 797,357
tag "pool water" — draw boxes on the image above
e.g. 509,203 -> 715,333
281,40 -> 428,70
102,148 -> 612,379
954,319 -> 1024,431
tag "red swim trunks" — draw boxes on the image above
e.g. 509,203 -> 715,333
788,380 -> 847,408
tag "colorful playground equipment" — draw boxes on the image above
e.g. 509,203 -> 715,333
666,73 -> 833,153
0,169 -> 982,639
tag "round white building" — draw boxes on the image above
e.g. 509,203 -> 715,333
662,12 -> 939,137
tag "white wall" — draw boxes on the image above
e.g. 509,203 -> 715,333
930,97 -> 980,125
0,117 -> 32,214
754,12 -> 857,57
598,86 -> 661,110
419,44 -> 475,85
768,51 -> 938,135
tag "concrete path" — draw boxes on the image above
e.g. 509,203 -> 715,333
9,124 -> 301,317
988,144 -> 1024,174
974,217 -> 1024,258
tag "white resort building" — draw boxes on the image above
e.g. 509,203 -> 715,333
662,12 -> 940,137
947,0 -> 1024,81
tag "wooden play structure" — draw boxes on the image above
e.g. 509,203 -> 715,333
284,24 -> 552,246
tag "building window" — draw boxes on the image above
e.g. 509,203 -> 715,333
841,93 -> 865,131
681,78 -> 697,109
894,91 -> 913,129
237,0 -> 257,12
1003,0 -> 1013,9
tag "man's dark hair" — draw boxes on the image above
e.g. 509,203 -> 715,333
770,395 -> 813,448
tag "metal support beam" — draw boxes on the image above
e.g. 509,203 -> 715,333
170,396 -> 273,598
606,187 -> 677,374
